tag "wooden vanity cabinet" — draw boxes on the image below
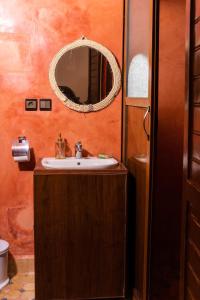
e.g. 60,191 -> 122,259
34,163 -> 127,300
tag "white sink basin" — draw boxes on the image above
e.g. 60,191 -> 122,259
41,157 -> 118,170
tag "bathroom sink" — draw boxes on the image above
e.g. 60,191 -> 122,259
41,157 -> 118,170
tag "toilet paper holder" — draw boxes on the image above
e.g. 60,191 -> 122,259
12,136 -> 30,162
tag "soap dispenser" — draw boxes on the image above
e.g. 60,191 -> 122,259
55,133 -> 65,159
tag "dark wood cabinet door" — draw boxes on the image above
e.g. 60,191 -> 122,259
34,171 -> 127,300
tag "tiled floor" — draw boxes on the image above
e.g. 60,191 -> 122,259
0,273 -> 35,300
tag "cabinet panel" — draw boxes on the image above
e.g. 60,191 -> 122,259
34,170 -> 127,300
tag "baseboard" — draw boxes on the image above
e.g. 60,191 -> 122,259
8,254 -> 34,277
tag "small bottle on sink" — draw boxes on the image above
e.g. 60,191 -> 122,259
55,133 -> 65,159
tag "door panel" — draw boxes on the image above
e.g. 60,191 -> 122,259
186,265 -> 200,299
187,241 -> 200,280
188,214 -> 200,250
193,78 -> 200,103
193,106 -> 200,131
193,50 -> 200,75
195,1 -> 200,19
190,161 -> 200,186
192,135 -> 200,161
195,21 -> 200,46
181,1 -> 200,299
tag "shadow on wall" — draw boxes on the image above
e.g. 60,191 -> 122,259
18,148 -> 36,171
8,252 -> 17,278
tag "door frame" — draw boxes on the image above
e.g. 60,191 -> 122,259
122,0 -> 158,299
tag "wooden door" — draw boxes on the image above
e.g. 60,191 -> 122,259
123,0 -> 156,299
181,1 -> 200,299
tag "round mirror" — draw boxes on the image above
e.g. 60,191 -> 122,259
49,38 -> 121,112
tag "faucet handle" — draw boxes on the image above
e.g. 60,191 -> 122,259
75,141 -> 82,145
75,141 -> 82,158
75,141 -> 82,151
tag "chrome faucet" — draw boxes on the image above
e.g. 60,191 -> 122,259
75,141 -> 82,158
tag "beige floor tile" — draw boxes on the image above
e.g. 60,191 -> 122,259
22,283 -> 34,291
0,272 -> 35,300
22,276 -> 34,284
18,291 -> 35,300
1,289 -> 21,298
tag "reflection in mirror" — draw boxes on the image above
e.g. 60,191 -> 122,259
128,54 -> 149,98
55,47 -> 113,105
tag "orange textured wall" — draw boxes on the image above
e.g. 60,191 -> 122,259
0,0 -> 123,256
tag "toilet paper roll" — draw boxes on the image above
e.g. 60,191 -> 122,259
14,155 -> 30,162
12,137 -> 30,162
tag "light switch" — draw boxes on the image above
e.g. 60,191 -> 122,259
39,99 -> 52,111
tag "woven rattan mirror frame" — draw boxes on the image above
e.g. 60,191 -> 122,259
49,37 -> 121,112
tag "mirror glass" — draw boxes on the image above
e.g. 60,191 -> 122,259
55,46 -> 113,105
126,0 -> 150,98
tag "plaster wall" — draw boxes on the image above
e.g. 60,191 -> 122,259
0,0 -> 123,256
